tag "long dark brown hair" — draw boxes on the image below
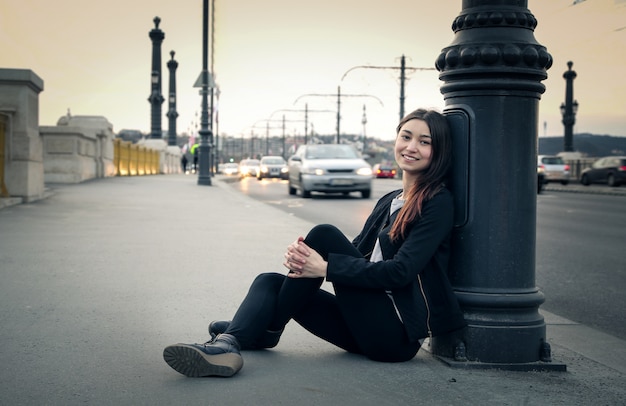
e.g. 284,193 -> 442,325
389,108 -> 452,242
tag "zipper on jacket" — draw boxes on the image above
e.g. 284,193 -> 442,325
417,275 -> 432,338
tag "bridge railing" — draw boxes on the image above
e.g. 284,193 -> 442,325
114,139 -> 161,176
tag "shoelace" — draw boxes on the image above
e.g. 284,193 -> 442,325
201,336 -> 218,346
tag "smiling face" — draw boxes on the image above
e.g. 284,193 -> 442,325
394,118 -> 433,182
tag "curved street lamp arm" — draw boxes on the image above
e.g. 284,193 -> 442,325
340,93 -> 384,107
340,65 -> 437,81
294,93 -> 383,107
269,108 -> 334,120
293,93 -> 336,105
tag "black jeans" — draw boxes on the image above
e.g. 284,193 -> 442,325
224,224 -> 421,362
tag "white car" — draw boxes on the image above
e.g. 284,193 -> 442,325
538,155 -> 570,185
238,159 -> 260,177
221,162 -> 239,176
287,144 -> 372,198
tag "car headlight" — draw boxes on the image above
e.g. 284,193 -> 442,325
356,167 -> 373,176
302,167 -> 325,175
280,167 -> 289,173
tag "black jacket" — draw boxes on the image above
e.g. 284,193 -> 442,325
325,188 -> 466,342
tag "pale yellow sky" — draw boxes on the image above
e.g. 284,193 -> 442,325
1,0 -> 625,140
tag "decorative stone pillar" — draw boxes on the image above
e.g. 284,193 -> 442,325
431,1 -> 564,370
0,69 -> 45,202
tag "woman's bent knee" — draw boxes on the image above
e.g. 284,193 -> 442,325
251,272 -> 286,289
306,224 -> 342,240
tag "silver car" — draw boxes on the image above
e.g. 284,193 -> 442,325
538,155 -> 570,185
287,144 -> 373,198
257,156 -> 289,180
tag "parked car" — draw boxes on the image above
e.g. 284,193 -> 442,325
239,159 -> 260,177
257,156 -> 289,180
580,156 -> 626,187
287,144 -> 373,198
538,155 -> 570,185
372,163 -> 397,179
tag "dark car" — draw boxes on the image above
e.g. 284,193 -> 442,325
580,156 -> 626,187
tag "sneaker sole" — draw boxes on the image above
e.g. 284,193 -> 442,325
163,344 -> 243,377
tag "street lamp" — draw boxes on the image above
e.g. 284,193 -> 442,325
294,87 -> 383,144
166,50 -> 179,147
561,61 -> 578,152
197,0 -> 213,185
434,0 -> 559,370
249,117 -> 305,159
268,106 -> 334,146
341,54 -> 436,121
148,17 -> 165,140
361,104 -> 367,153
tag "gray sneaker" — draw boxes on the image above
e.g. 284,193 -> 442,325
208,320 -> 283,350
208,320 -> 231,340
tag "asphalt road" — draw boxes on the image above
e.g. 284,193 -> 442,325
228,176 -> 626,341
2,174 -> 625,405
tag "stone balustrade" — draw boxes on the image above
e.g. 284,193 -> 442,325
114,139 -> 160,176
1,67 -> 182,204
40,114 -> 181,182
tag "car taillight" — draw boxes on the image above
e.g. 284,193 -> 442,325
619,166 -> 626,172
564,164 -> 570,171
539,164 -> 545,169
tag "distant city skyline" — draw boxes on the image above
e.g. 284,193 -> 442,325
1,0 -> 625,140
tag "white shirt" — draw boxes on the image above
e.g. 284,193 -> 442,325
370,194 -> 405,322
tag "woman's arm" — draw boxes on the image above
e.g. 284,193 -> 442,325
284,238 -> 328,278
283,189 -> 402,279
326,190 -> 454,289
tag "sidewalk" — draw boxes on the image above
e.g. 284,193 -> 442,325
0,174 -> 624,405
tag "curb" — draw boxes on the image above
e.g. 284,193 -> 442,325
544,184 -> 626,196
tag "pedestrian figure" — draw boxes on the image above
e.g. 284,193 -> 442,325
181,154 -> 188,173
163,108 -> 466,377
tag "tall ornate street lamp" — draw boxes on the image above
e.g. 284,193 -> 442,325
148,17 -> 165,139
166,51 -> 179,146
434,0 -> 563,370
197,0 -> 213,186
560,61 -> 578,152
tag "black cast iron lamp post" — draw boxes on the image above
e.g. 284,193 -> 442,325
148,17 -> 164,140
432,0 -> 564,371
560,61 -> 578,152
197,0 -> 213,185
